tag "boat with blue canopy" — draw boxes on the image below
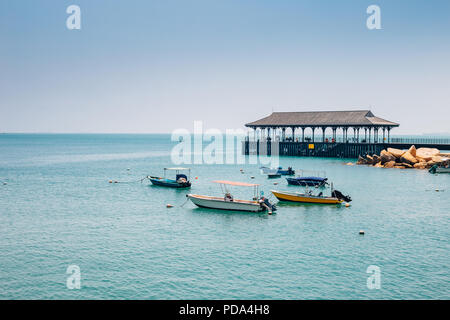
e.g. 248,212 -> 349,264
286,170 -> 328,187
148,167 -> 191,188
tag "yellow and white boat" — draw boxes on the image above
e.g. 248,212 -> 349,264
271,187 -> 351,205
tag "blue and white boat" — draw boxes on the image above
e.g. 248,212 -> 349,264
148,167 -> 191,188
260,166 -> 295,176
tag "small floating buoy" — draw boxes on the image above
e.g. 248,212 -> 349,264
108,180 -> 113,183
166,204 -> 174,208
240,169 -> 243,171
435,189 -> 440,192
345,203 -> 350,207
250,176 -> 255,179
359,230 -> 365,235
114,181 -> 118,184
274,182 -> 278,185
3,182 -> 7,185
195,177 -> 198,180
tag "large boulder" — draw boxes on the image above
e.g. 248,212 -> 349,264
401,163 -> 413,168
384,161 -> 396,168
374,162 -> 383,168
407,145 -> 417,157
357,156 -> 367,165
431,156 -> 444,163
387,148 -> 405,158
416,147 -> 440,161
400,151 -> 418,165
414,163 -> 427,169
366,155 -> 374,164
372,154 -> 381,163
380,150 -> 396,164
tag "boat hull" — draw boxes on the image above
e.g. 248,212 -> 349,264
436,168 -> 450,173
149,177 -> 191,188
278,170 -> 295,176
187,194 -> 264,212
271,190 -> 343,204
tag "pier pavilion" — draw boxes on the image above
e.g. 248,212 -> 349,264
243,110 -> 450,158
245,110 -> 399,144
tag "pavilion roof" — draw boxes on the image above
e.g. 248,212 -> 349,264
245,110 -> 399,128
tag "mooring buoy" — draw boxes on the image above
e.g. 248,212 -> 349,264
359,230 -> 365,235
166,204 -> 174,208
345,203 -> 350,207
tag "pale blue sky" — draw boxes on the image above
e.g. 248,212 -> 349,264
1,0 -> 449,134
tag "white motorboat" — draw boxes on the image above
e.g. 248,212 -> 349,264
186,180 -> 277,214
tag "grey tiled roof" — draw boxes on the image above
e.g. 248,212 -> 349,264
246,110 -> 399,127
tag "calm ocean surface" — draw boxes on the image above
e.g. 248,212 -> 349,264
0,134 -> 448,299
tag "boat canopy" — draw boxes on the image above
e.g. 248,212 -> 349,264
164,167 -> 190,171
213,180 -> 259,187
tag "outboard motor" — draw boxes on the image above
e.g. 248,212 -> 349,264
263,198 -> 277,212
428,164 -> 438,174
332,189 -> 352,202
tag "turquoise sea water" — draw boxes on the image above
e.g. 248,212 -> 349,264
0,134 -> 448,299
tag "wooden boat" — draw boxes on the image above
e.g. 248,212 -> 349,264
148,167 -> 191,188
272,185 -> 351,204
187,180 -> 276,213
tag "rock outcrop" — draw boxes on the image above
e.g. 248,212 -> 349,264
380,150 -> 396,164
387,148 -> 405,158
355,145 -> 446,170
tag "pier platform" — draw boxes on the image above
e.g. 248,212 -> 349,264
243,140 -> 450,158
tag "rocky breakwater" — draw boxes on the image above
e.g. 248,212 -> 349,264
356,146 -> 448,169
